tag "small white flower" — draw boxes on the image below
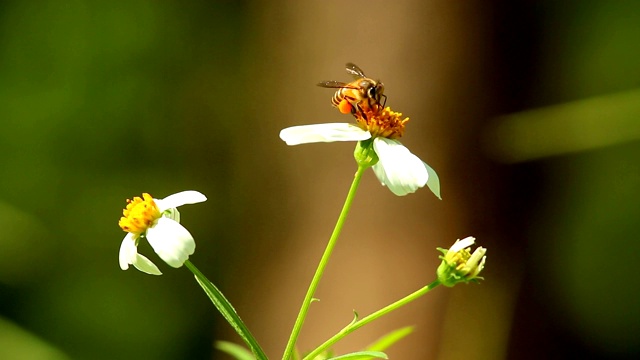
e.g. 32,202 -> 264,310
117,191 -> 207,275
279,120 -> 441,198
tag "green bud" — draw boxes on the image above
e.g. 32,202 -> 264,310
354,138 -> 379,168
436,237 -> 486,287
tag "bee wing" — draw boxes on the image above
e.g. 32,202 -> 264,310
317,80 -> 357,89
345,63 -> 366,78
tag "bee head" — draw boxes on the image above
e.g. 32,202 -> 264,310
364,81 -> 385,103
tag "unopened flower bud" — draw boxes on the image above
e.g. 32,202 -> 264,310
436,237 -> 486,287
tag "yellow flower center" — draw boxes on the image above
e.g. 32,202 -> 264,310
355,105 -> 409,139
118,193 -> 161,235
452,249 -> 472,272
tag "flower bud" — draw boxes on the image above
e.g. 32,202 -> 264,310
436,237 -> 486,287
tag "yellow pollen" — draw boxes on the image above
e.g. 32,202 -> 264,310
452,249 -> 472,271
118,193 -> 161,235
355,105 -> 409,139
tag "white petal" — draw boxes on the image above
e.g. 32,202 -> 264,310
372,138 -> 429,196
279,123 -> 371,145
119,233 -> 162,275
163,208 -> 180,223
450,236 -> 476,252
475,253 -> 487,273
118,233 -> 137,270
155,191 -> 207,211
424,161 -> 442,200
146,218 -> 195,268
132,254 -> 162,275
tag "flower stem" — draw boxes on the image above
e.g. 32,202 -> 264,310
184,260 -> 268,360
281,165 -> 367,360
303,280 -> 441,360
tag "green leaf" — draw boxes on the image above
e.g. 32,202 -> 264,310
326,350 -> 388,360
215,341 -> 255,360
303,349 -> 333,360
186,261 -> 267,360
365,326 -> 414,352
350,311 -> 359,325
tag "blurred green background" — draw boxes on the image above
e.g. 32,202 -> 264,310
1,1 -> 639,359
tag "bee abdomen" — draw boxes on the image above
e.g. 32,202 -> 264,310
331,89 -> 345,107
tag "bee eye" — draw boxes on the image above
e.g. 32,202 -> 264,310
367,88 -> 376,98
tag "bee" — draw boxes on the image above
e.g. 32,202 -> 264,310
317,63 -> 386,115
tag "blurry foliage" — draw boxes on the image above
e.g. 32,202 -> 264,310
1,0 -> 640,359
0,1 -> 249,359
540,143 -> 640,352
501,1 -> 640,357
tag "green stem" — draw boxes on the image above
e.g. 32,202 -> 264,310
184,260 -> 268,360
303,280 -> 441,360
281,166 -> 367,360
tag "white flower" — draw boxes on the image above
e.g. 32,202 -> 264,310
118,191 -> 207,275
279,122 -> 441,198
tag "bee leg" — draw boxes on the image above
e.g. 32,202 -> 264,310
352,103 -> 364,117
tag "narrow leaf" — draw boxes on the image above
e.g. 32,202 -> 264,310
350,311 -> 359,325
187,262 -> 267,360
365,326 -> 414,352
326,350 -> 388,360
215,341 -> 255,360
